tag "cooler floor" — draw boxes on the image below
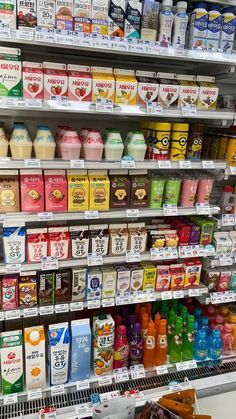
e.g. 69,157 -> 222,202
199,390 -> 236,418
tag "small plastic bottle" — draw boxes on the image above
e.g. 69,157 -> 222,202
170,316 -> 183,364
167,309 -> 176,354
143,320 -> 156,369
172,1 -> 188,49
129,322 -> 144,366
194,319 -> 199,341
127,314 -> 137,340
222,323 -> 234,355
208,329 -> 223,360
155,319 -> 167,366
194,329 -> 208,361
141,313 -> 149,341
182,315 -> 195,361
113,325 -> 129,369
214,315 -> 224,335
220,306 -> 229,322
201,316 -> 210,337
194,308 -> 202,328
158,0 -> 174,47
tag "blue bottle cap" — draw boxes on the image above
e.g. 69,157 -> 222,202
222,6 -> 235,13
208,4 -> 221,11
198,330 -> 206,339
193,2 -> 208,10
202,317 -> 209,325
212,329 -> 221,338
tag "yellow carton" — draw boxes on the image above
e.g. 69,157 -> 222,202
197,76 -> 219,109
67,170 -> 89,211
88,170 -> 110,211
91,66 -> 115,102
24,325 -> 46,390
141,261 -> 156,291
114,69 -> 138,105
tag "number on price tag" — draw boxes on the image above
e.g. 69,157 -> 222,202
23,307 -> 38,318
76,380 -> 90,390
39,305 -> 54,316
161,291 -> 172,300
173,290 -> 184,299
181,104 -> 197,117
202,161 -> 214,169
146,101 -> 163,115
220,256 -> 233,266
87,300 -> 101,309
126,250 -> 141,262
70,302 -> 84,311
87,253 -> 103,266
6,264 -> 21,274
114,367 -> 129,383
150,248 -> 164,260
130,364 -> 146,380
189,288 -> 200,297
164,247 -> 178,259
70,160 -> 85,169
179,160 -> 192,169
222,214 -> 236,226
96,98 -> 113,112
5,309 -> 21,320
38,212 -> 53,221
156,365 -> 168,375
126,209 -> 139,218
98,375 -> 113,386
102,298 -> 115,307
179,246 -> 193,258
163,204 -> 178,216
121,159 -> 135,169
55,304 -> 69,314
51,384 -> 65,396
17,29 -> 34,40
28,388 -> 42,401
85,211 -> 99,219
196,203 -> 210,215
4,393 -> 17,405
25,99 -> 43,109
41,256 -> 58,271
24,159 -> 41,168
158,160 -> 171,169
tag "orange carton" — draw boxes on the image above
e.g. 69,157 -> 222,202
170,263 -> 185,290
91,66 -> 115,102
43,62 -> 68,100
182,258 -> 202,288
114,69 -> 137,105
44,170 -> 67,212
93,313 -> 115,376
67,65 -> 92,102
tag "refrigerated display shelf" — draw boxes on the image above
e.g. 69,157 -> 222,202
197,290 -> 236,305
205,254 -> 236,268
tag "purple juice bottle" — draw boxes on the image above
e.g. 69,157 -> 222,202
127,314 -> 137,340
129,322 -> 144,366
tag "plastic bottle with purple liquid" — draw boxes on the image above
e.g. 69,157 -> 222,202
129,322 -> 144,366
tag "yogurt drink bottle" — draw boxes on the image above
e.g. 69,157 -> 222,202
206,5 -> 222,51
172,1 -> 188,49
220,7 -> 236,54
188,2 -> 208,50
158,0 -> 174,47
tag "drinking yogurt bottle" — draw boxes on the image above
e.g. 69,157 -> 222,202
196,176 -> 214,204
83,129 -> 104,161
60,128 -> 81,160
0,125 -> 8,158
127,131 -> 147,161
34,126 -> 56,160
10,123 -> 33,159
104,129 -> 124,160
181,176 -> 199,207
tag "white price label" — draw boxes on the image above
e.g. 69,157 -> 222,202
70,302 -> 84,311
179,246 -> 193,258
70,159 -> 85,169
132,291 -> 145,303
173,290 -> 184,299
150,248 -> 165,260
156,365 -> 168,375
230,166 -> 236,175
76,380 -> 90,390
196,203 -> 210,215
169,383 -> 183,392
39,305 -> 54,315
28,388 -> 42,401
146,101 -> 163,115
130,364 -> 146,380
0,97 -> 18,107
85,211 -> 99,219
41,256 -> 58,271
211,293 -> 223,304
17,29 -> 34,40
126,209 -> 139,218
164,247 -> 178,259
0,312 -> 4,321
176,360 -> 197,371
204,245 -> 216,257
38,212 -> 53,221
6,263 -> 21,274
51,384 -> 65,396
87,253 -> 103,266
192,245 -> 205,257
0,27 -> 10,38
102,298 -> 115,307
220,256 -> 233,266
75,403 -> 91,415
222,214 -> 236,226
179,160 -> 192,169
55,303 -> 69,314
189,288 -> 200,297
161,291 -> 172,300
25,99 -> 43,108
114,367 -> 129,383
4,393 -> 17,405
181,103 -> 197,117
87,300 -> 101,309
96,98 -> 113,112
0,213 -> 6,222
98,375 -> 113,386
23,307 -> 38,318
163,204 -> 178,216
116,295 -> 131,305
24,158 -> 41,168
126,250 -> 141,262
158,160 -> 171,169
121,159 -> 135,169
202,160 -> 214,169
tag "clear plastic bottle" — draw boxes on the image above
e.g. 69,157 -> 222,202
208,329 -> 223,360
113,325 -> 129,369
172,1 -> 188,49
194,308 -> 202,328
129,322 -> 144,366
158,0 -> 174,47
194,329 -> 208,361
222,323 -> 234,355
201,316 -> 210,337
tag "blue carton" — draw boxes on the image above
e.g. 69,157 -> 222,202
70,319 -> 91,381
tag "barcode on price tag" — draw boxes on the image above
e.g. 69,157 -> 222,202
179,160 -> 192,169
76,380 -> 90,390
189,288 -> 200,297
158,160 -> 171,169
87,253 -> 103,266
164,247 -> 178,259
150,248 -> 165,260
126,250 -> 141,262
28,388 -> 42,401
41,256 -> 58,271
161,291 -> 172,300
85,211 -> 99,219
222,214 -> 235,226
96,98 -> 113,112
55,304 -> 69,314
75,403 -> 91,415
202,161 -> 214,169
0,214 -> 6,222
126,209 -> 139,218
51,384 -> 65,396
70,159 -> 85,169
220,256 -> 233,266
102,298 -> 115,307
6,264 -> 21,274
23,307 -> 38,318
4,393 -> 17,405
130,364 -> 146,380
24,159 -> 41,168
156,365 -> 168,375
38,212 -> 53,221
163,204 -> 178,216
173,290 -> 184,299
40,305 -> 54,315
114,367 -> 129,383
196,203 -> 210,215
70,302 -> 84,311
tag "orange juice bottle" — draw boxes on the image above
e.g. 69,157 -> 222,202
141,313 -> 149,341
143,320 -> 156,369
155,319 -> 167,366
146,303 -> 152,319
154,312 -> 161,337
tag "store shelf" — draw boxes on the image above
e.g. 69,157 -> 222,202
205,254 -> 236,268
198,290 -> 236,305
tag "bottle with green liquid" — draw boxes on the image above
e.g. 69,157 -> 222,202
180,306 -> 188,339
161,300 -> 168,319
182,315 -> 195,361
170,316 -> 183,364
167,309 -> 176,354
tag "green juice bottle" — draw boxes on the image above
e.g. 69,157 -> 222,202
161,300 -> 168,319
170,316 -> 183,364
180,306 -> 188,340
182,315 -> 195,361
167,309 -> 176,355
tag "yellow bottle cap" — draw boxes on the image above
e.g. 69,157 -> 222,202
153,122 -> 171,131
172,123 -> 189,131
229,314 -> 236,323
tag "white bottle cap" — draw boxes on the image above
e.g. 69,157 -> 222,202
162,0 -> 173,7
177,1 -> 187,9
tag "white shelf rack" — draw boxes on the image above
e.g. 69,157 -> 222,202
205,253 -> 236,268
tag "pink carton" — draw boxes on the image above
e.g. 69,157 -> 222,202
20,170 -> 44,213
155,265 -> 171,291
1,275 -> 18,310
48,226 -> 70,260
43,62 -> 68,101
44,170 -> 67,212
67,65 -> 92,102
216,268 -> 231,292
23,61 -> 43,100
26,228 -> 49,262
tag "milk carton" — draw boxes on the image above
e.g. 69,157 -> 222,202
43,62 -> 68,101
70,319 -> 91,381
22,62 -> 44,100
37,0 -> 55,28
86,267 -> 102,300
0,330 -> 23,394
48,323 -> 70,385
24,325 -> 46,390
91,0 -> 109,35
3,226 -> 26,264
72,267 -> 87,301
0,54 -> 22,97
73,0 -> 91,32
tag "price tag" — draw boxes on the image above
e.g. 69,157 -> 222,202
179,246 -> 193,258
17,29 -> 34,40
38,212 -> 53,221
41,256 -> 58,271
202,160 -> 214,169
158,160 -> 171,169
23,307 -> 38,318
70,302 -> 84,311
75,403 -> 91,415
176,360 -> 197,371
35,27 -> 55,43
87,300 -> 101,309
192,245 -> 205,257
0,312 -> 5,321
25,99 -> 43,108
39,305 -> 54,316
85,211 -> 99,219
28,388 -> 42,401
87,253 -> 103,266
222,214 -> 236,226
96,98 -> 113,112
102,298 -> 115,307
210,292 -> 223,304
161,291 -> 173,300
76,379 -> 90,390
189,288 -> 200,297
181,104 -> 197,117
126,250 -> 141,262
51,384 -> 65,396
116,294 -> 131,305
179,160 -> 192,169
204,244 -> 216,257
126,209 -> 139,218
230,166 -> 236,175
121,159 -> 135,169
98,375 -> 113,386
6,264 -> 21,274
164,247 -> 178,259
55,303 -> 69,314
0,97 -> 18,107
150,248 -> 165,260
173,290 -> 184,299
24,158 -> 41,168
169,383 -> 183,392
196,203 -> 210,215
70,159 -> 85,169
4,393 -> 17,405
0,27 -> 10,38
220,256 -> 233,266
156,365 -> 168,375
130,364 -> 146,380
114,367 -> 129,383
0,214 -> 6,222
163,204 -> 178,216
146,101 -> 163,115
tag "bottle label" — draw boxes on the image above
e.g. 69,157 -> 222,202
129,340 -> 144,365
174,334 -> 182,346
187,331 -> 194,343
145,335 -> 155,350
195,349 -> 207,359
158,334 -> 167,349
167,324 -> 174,335
209,348 -> 222,359
114,344 -> 129,369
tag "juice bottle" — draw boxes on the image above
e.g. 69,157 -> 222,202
143,320 -> 156,369
169,316 -> 182,364
141,313 -> 149,341
161,300 -> 168,319
214,315 -> 224,336
228,314 -> 236,349
127,314 -> 137,340
182,315 -> 194,361
180,306 -> 188,338
219,306 -> 229,322
114,314 -> 123,336
113,325 -> 129,369
167,309 -> 176,354
194,329 -> 207,361
155,319 -> 167,366
194,308 -> 202,328
201,317 -> 210,337
129,323 -> 144,366
208,329 -> 222,360
154,312 -> 161,337
222,324 -> 234,355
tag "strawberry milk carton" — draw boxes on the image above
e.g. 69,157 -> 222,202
26,228 -> 49,262
22,62 -> 43,100
20,170 -> 44,212
44,170 -> 67,212
67,65 -> 92,102
43,62 -> 68,101
48,226 -> 70,260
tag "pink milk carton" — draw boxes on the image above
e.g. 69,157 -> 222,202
20,170 -> 44,212
44,170 -> 67,212
217,268 -> 231,292
67,65 -> 92,102
26,228 -> 49,262
22,61 -> 43,100
48,226 -> 70,260
43,62 -> 68,101
155,265 -> 171,291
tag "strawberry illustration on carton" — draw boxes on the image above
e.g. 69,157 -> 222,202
43,62 -> 68,101
23,62 -> 43,100
67,64 -> 92,101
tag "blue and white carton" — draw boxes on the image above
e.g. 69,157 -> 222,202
48,322 -> 70,386
70,319 -> 91,381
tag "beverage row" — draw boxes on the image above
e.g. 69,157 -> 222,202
2,215 -> 215,263
2,0 -> 236,53
203,267 -> 236,293
0,169 -> 214,214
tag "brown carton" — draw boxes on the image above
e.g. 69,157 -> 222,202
130,170 -> 150,208
109,170 -> 131,209
157,72 -> 179,108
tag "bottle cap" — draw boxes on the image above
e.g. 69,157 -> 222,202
118,325 -> 126,335
223,186 -> 234,193
208,4 -> 221,11
202,316 -> 209,325
224,323 -> 232,333
212,329 -> 221,338
194,308 -> 202,316
133,322 -> 141,333
162,0 -> 173,7
198,330 -> 206,339
177,1 -> 187,9
222,6 -> 235,13
193,2 -> 208,9
216,314 -> 223,323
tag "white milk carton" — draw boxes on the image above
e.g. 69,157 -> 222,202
24,325 -> 46,390
0,330 -> 24,394
48,322 -> 70,385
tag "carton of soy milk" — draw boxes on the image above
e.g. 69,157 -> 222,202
24,325 -> 46,390
0,330 -> 24,394
70,319 -> 91,381
48,323 -> 70,385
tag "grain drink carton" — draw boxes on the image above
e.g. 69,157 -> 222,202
26,228 -> 48,262
129,263 -> 144,292
48,226 -> 70,260
93,313 -> 114,376
114,69 -> 138,106
55,269 -> 71,303
44,170 -> 67,212
24,325 -> 46,390
86,267 -> 102,300
73,0 -> 91,32
0,170 -> 20,213
56,0 -> 73,30
43,62 -> 68,101
101,266 -> 117,298
17,0 -> 37,28
67,170 -> 89,211
115,264 -> 130,293
91,0 -> 109,35
38,271 -> 55,305
177,74 -> 199,107
67,65 -> 92,102
0,0 -> 17,29
0,330 -> 23,394
0,49 -> 22,97
22,62 -> 43,100
48,322 -> 70,385
70,319 -> 91,381
37,0 -> 55,27
72,267 -> 87,302
108,0 -> 126,37
197,76 -> 219,109
88,170 -> 110,211
91,67 -> 115,102
19,271 -> 37,307
136,71 -> 159,105
20,169 -> 44,212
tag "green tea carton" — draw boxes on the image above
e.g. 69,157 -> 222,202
0,47 -> 22,97
0,330 -> 24,394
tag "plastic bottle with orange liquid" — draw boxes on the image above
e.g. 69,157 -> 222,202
155,319 -> 167,366
143,320 -> 156,369
141,313 -> 149,341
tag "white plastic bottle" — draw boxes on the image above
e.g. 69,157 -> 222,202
206,4 -> 222,51
172,1 -> 188,49
220,6 -> 236,54
188,2 -> 208,50
158,0 -> 174,47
